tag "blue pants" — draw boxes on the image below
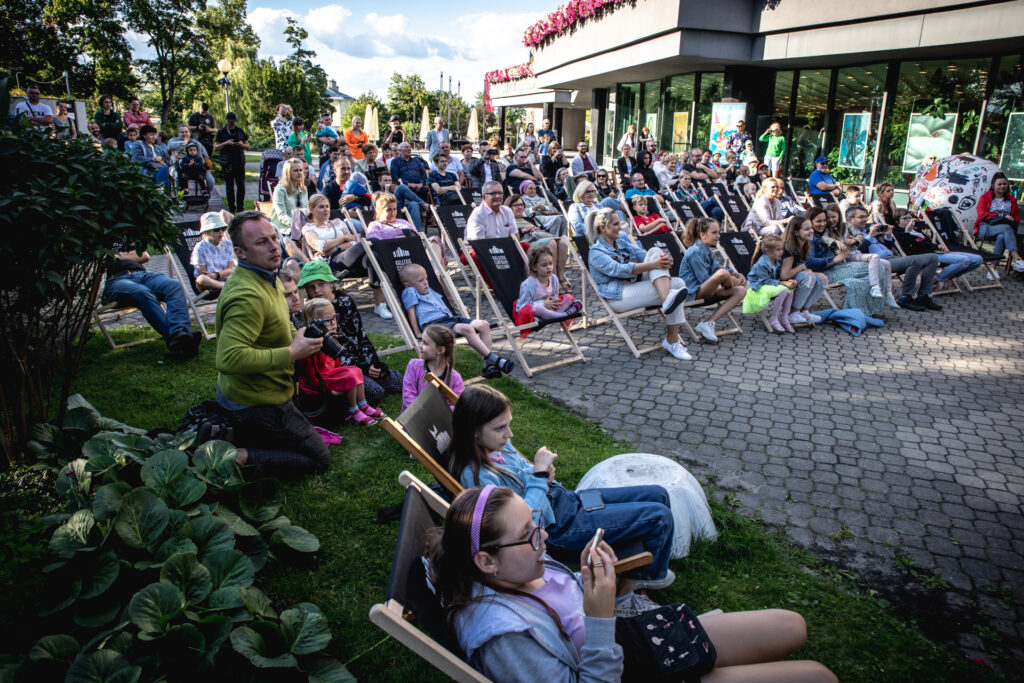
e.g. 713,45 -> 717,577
700,198 -> 724,221
103,271 -> 191,340
792,269 -> 827,310
977,222 -> 1018,256
547,484 -> 674,581
936,251 -> 984,282
393,184 -> 424,231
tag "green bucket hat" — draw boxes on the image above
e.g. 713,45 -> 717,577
297,260 -> 339,288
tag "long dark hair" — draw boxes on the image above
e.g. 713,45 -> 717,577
990,172 -> 1010,197
428,487 -> 569,636
805,206 -> 828,235
682,216 -> 716,248
449,385 -> 518,487
637,150 -> 653,170
783,214 -> 811,262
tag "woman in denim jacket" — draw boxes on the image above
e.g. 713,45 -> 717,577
585,208 -> 691,360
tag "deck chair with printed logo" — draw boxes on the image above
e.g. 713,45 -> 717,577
889,222 -> 964,297
923,208 -> 1005,291
788,178 -> 811,205
715,194 -> 750,232
668,198 -> 708,228
461,236 -> 586,377
809,193 -> 835,211
430,204 -> 476,289
164,219 -> 218,340
369,470 -> 655,683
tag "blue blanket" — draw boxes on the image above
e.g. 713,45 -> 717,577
814,308 -> 884,336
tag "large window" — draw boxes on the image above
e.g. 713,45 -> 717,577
826,63 -> 888,186
981,54 -> 1022,180
694,73 -> 724,153
789,69 -> 832,178
662,74 -> 696,153
613,83 -> 640,158
641,80 -> 661,145
604,90 -> 617,166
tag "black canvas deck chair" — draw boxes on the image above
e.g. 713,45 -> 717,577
809,193 -> 835,211
369,471 -> 654,683
694,178 -> 714,201
788,177 -> 810,204
717,231 -> 776,332
362,233 -> 465,355
668,198 -> 708,227
463,236 -> 586,377
924,208 -> 1004,290
715,194 -> 749,232
164,219 -> 217,340
429,204 -> 476,289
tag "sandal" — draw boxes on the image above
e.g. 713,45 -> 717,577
346,408 -> 378,426
360,404 -> 384,419
559,278 -> 573,293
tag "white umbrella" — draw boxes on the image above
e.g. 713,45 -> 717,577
467,107 -> 479,143
363,103 -> 373,137
367,105 -> 379,141
419,106 -> 430,142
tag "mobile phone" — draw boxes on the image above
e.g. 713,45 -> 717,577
578,489 -> 604,512
586,528 -> 604,569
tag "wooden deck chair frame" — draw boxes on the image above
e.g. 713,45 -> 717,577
923,209 -> 1004,291
253,200 -> 274,219
430,203 -> 479,290
92,300 -> 162,350
380,382 -> 463,497
369,471 -> 654,683
460,236 -> 587,377
164,219 -> 218,340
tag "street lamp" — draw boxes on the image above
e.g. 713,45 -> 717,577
217,59 -> 232,113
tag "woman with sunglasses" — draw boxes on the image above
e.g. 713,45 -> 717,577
593,169 -> 618,200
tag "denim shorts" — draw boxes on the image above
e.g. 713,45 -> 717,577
428,315 -> 473,329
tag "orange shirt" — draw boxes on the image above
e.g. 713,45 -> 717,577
345,129 -> 368,159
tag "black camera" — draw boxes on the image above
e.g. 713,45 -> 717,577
304,319 -> 344,359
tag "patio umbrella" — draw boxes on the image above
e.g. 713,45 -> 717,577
467,107 -> 479,143
364,103 -> 373,137
419,106 -> 430,142
366,105 -> 379,141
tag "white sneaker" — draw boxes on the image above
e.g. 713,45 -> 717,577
870,285 -> 883,298
805,312 -> 823,324
633,569 -> 677,591
1013,259 -> 1024,273
373,303 -> 393,320
694,320 -> 718,343
788,312 -> 808,325
661,287 -> 687,315
662,338 -> 692,360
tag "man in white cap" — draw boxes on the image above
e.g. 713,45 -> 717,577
191,212 -> 236,292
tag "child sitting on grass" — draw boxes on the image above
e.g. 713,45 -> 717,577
743,234 -> 797,333
399,263 -> 514,379
631,195 -> 671,235
515,248 -> 581,325
190,212 -> 235,292
296,297 -> 385,426
402,324 -> 465,411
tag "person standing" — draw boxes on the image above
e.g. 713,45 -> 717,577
618,124 -> 637,153
94,94 -> 123,145
214,112 -> 250,213
14,86 -> 54,130
536,117 -> 553,143
188,103 -> 217,156
383,115 -> 405,148
272,104 -> 294,151
425,116 -> 450,159
215,211 -> 330,478
725,119 -> 752,156
759,123 -> 786,178
345,116 -> 369,161
122,96 -> 152,129
53,101 -> 77,140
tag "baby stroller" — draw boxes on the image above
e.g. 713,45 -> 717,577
259,148 -> 285,202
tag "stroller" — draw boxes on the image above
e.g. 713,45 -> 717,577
259,148 -> 285,202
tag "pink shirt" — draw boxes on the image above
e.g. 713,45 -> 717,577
123,110 -> 153,128
531,566 -> 586,654
366,219 -> 416,240
401,358 -> 464,412
466,203 -> 518,240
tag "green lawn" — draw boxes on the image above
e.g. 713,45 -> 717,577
13,326 -> 1005,680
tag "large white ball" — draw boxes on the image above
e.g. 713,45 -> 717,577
908,154 -> 1002,228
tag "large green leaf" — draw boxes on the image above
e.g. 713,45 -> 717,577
161,475 -> 207,510
229,626 -> 298,669
307,657 -> 358,683
162,623 -> 206,669
160,552 -> 212,605
29,634 -> 79,664
92,482 -> 132,521
239,586 -> 277,619
128,583 -> 184,635
213,507 -> 259,537
271,525 -> 320,553
114,489 -> 169,549
56,459 -> 92,498
204,549 -> 255,592
280,604 -> 332,655
79,551 -> 120,599
62,406 -> 100,432
65,649 -> 141,683
238,479 -> 283,523
197,614 -> 233,666
50,509 -> 96,558
236,534 -> 269,572
191,441 -> 243,489
185,515 -> 235,560
140,449 -> 188,491
155,537 -> 198,562
207,587 -> 244,610
72,599 -> 121,628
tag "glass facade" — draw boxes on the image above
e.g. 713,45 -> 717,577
662,74 -> 695,153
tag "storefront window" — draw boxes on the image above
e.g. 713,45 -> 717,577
769,70 -> 794,169
983,54 -> 1023,184
641,80 -> 661,146
789,69 -> 832,178
694,72 -> 724,154
662,74 -> 695,153
605,90 -> 617,167
613,83 -> 640,158
826,63 -> 888,186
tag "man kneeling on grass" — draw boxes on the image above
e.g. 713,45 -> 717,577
215,210 -> 330,478
399,263 -> 515,379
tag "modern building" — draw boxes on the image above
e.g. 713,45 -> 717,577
489,0 -> 1024,189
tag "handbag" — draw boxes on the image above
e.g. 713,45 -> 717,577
204,155 -> 214,170
614,604 -> 717,682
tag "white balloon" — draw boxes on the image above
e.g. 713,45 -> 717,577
908,154 -> 1002,229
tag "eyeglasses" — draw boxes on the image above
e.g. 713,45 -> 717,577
486,519 -> 544,552
596,174 -> 607,178
483,191 -> 503,196
584,190 -> 596,195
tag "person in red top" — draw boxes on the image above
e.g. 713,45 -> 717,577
630,195 -> 671,235
972,172 -> 1023,272
345,117 -> 369,160
296,298 -> 386,426
122,96 -> 153,128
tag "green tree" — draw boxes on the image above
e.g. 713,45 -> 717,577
387,72 -> 432,134
339,91 -> 387,141
0,0 -> 99,97
45,0 -> 138,100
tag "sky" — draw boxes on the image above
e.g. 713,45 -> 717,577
242,0 -> 550,102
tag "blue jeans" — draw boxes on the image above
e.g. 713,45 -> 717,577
393,184 -> 424,231
546,484 -> 674,581
597,197 -> 626,222
103,271 -> 191,340
936,251 -> 984,282
792,269 -> 826,310
700,198 -> 724,221
977,222 -> 1018,256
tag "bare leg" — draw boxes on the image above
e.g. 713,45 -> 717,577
454,322 -> 490,356
373,288 -> 385,305
665,323 -> 681,344
196,274 -> 224,292
707,284 -> 745,322
472,319 -> 492,349
235,448 -> 248,465
694,270 -> 733,300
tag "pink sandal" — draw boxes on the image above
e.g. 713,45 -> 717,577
360,404 -> 385,419
346,408 -> 378,426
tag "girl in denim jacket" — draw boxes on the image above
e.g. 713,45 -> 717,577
679,218 -> 747,343
743,234 -> 797,332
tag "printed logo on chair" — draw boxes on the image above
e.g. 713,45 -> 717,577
393,247 -> 411,258
488,245 -> 505,256
429,424 -> 451,454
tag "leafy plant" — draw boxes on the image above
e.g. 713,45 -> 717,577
3,402 -> 350,681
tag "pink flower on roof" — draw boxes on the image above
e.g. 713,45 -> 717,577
522,0 -> 633,48
485,63 -> 536,84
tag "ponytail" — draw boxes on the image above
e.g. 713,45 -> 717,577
584,207 -> 617,245
682,217 -> 716,248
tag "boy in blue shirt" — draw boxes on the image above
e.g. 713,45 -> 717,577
399,263 -> 513,378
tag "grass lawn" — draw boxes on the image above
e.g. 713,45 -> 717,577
43,326 -> 1002,681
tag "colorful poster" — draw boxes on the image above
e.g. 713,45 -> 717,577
838,113 -> 871,169
671,112 -> 689,152
708,102 -> 747,155
999,112 -> 1024,181
902,113 -> 957,174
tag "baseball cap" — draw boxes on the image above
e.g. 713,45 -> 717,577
199,212 -> 228,233
814,156 -> 828,165
298,260 -> 339,287
225,112 -> 238,121
389,115 -> 400,122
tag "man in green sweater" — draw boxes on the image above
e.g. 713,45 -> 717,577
215,210 -> 330,477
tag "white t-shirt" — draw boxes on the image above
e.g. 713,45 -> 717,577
15,100 -> 53,129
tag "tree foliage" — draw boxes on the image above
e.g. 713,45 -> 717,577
339,91 -> 387,139
45,0 -> 139,100
386,72 -> 471,140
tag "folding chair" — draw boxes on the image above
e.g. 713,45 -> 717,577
462,236 -> 587,377
925,208 -> 1005,290
715,194 -> 750,232
164,219 -> 218,340
809,194 -> 835,210
253,201 -> 274,219
890,226 -> 963,297
430,204 -> 476,289
668,199 -> 708,227
694,178 -> 714,201
787,178 -> 811,205
369,471 -> 654,683
92,300 -> 162,350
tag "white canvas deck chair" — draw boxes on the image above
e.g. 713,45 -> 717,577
461,236 -> 586,377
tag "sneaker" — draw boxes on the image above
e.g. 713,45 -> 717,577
886,294 -> 901,309
614,591 -> 661,618
987,269 -> 1001,281
481,361 -> 502,379
694,320 -> 718,343
661,338 -> 692,361
898,296 -> 926,311
915,296 -> 943,311
805,312 -> 823,324
769,317 -> 785,333
870,285 -> 883,298
373,303 -> 393,320
661,287 -> 687,315
788,312 -> 808,325
497,357 -> 516,374
633,569 -> 676,591
1013,258 -> 1024,273
565,301 -> 583,316
781,316 -> 796,333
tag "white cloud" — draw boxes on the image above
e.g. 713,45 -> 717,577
247,7 -> 295,56
364,13 -> 408,36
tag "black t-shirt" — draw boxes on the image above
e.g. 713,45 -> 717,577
215,125 -> 248,166
108,243 -> 146,277
189,112 -> 216,143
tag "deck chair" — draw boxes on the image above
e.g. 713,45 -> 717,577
369,471 -> 655,683
809,193 -> 835,210
925,208 -> 1005,290
694,178 -> 714,201
668,199 -> 708,227
570,235 -> 670,358
889,226 -> 963,297
715,194 -> 749,232
430,204 -> 476,289
462,236 -> 586,377
92,300 -> 162,350
254,201 -> 274,219
164,219 -> 217,340
788,178 -> 810,205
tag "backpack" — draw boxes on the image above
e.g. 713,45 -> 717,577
178,400 -> 238,443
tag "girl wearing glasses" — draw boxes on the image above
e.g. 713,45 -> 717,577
430,485 -> 837,682
448,385 -> 676,594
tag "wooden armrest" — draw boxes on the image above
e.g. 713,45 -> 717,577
613,551 -> 653,575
